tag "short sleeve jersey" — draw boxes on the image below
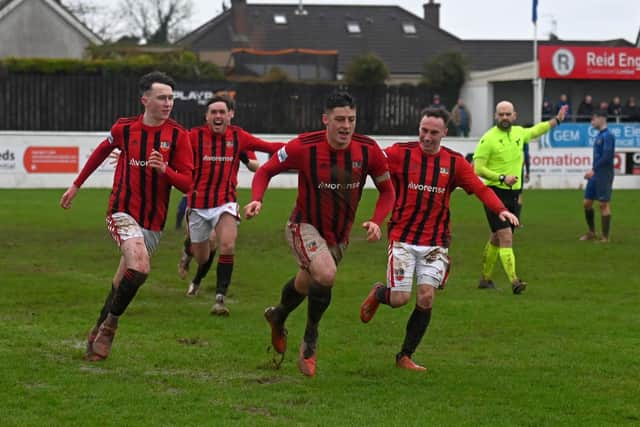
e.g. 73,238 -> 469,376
473,126 -> 531,190
474,121 -> 552,190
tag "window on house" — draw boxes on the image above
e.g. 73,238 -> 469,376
402,22 -> 417,35
274,14 -> 287,24
346,21 -> 361,34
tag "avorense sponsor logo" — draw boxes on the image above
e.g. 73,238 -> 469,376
317,181 -> 361,190
203,155 -> 234,162
129,158 -> 150,167
408,181 -> 445,193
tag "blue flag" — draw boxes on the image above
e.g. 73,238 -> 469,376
532,0 -> 538,23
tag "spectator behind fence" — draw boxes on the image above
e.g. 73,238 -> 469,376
541,98 -> 553,120
608,96 -> 623,119
450,98 -> 472,137
622,96 -> 640,122
599,101 -> 609,114
542,98 -> 553,120
429,94 -> 447,112
555,94 -> 572,121
577,95 -> 594,122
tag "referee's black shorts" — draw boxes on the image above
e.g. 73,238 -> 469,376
484,186 -> 519,232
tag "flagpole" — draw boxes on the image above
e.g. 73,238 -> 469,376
533,2 -> 541,125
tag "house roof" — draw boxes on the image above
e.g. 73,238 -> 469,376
178,3 -> 463,76
0,0 -> 101,44
177,2 -> 637,76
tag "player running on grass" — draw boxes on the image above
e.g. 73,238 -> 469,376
60,71 -> 193,361
359,108 -> 518,371
244,91 -> 395,377
179,95 -> 282,315
177,150 -> 257,281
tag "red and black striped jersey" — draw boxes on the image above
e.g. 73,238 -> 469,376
74,115 -> 193,231
188,125 -> 282,209
253,131 -> 389,245
385,142 -> 505,247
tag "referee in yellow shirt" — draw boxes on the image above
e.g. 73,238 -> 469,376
473,100 -> 567,294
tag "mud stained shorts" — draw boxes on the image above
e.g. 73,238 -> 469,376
106,212 -> 161,254
285,222 -> 346,270
387,241 -> 450,292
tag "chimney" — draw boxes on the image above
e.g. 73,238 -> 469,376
231,0 -> 249,42
423,0 -> 440,28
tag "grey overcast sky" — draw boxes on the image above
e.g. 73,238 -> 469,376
190,0 -> 640,43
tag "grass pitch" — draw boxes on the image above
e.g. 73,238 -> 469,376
0,188 -> 638,426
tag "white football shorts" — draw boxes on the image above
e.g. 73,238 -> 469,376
188,202 -> 240,243
387,241 -> 450,292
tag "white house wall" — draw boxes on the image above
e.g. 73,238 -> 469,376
461,61 -> 537,136
0,0 -> 93,58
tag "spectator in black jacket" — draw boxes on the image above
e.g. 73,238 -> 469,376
577,95 -> 594,122
541,98 -> 554,120
608,96 -> 623,119
622,96 -> 640,122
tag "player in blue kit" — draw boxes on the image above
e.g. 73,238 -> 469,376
580,110 -> 615,243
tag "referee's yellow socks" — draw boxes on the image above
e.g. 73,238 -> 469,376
481,241 -> 499,280
498,247 -> 518,283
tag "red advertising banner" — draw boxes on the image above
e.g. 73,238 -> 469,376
539,45 -> 640,80
23,146 -> 79,173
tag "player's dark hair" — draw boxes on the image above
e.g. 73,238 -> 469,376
325,91 -> 356,111
420,107 -> 450,125
593,109 -> 608,119
138,71 -> 175,95
206,95 -> 235,111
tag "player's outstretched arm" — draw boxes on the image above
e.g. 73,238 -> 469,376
61,138 -> 115,209
529,104 -> 568,139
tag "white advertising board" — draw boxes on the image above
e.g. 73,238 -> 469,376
1,132 -> 639,190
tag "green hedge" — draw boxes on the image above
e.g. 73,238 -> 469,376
1,53 -> 224,80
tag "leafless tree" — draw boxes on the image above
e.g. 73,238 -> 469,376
62,0 -> 194,44
118,0 -> 194,44
62,0 -> 113,41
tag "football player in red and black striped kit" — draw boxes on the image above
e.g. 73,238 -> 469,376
359,108 -> 519,371
244,92 -> 395,377
60,71 -> 193,361
180,95 -> 283,315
